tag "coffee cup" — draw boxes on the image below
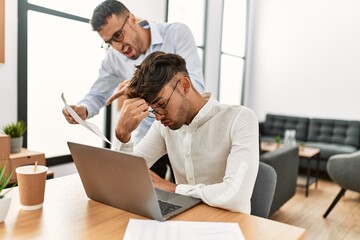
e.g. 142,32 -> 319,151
16,165 -> 48,210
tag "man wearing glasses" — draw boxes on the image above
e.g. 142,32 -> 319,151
111,51 -> 259,213
62,0 -> 204,178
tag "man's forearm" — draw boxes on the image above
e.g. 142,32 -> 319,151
115,127 -> 131,143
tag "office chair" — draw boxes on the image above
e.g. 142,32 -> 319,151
323,151 -> 360,218
251,162 -> 277,218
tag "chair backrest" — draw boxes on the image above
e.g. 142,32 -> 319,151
327,151 -> 360,192
251,162 -> 277,218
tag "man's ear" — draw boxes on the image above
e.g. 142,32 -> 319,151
129,13 -> 137,24
180,77 -> 191,94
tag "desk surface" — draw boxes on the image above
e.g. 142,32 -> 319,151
0,174 -> 306,240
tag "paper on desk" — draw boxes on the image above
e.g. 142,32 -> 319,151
123,219 -> 245,240
61,93 -> 112,145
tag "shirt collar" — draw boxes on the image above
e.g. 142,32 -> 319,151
138,20 -> 163,47
187,93 -> 219,129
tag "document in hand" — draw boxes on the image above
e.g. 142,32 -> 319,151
61,93 -> 112,145
123,219 -> 245,240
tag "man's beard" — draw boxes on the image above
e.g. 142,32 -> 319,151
168,97 -> 189,130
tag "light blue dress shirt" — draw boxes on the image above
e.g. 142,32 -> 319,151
78,20 -> 205,144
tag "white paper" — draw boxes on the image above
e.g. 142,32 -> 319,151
61,93 -> 112,145
123,219 -> 245,240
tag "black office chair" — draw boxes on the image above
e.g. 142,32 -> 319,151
251,162 -> 277,218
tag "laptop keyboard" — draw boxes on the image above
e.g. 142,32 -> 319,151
158,200 -> 183,216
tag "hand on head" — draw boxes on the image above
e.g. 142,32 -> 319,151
115,97 -> 150,143
106,80 -> 130,107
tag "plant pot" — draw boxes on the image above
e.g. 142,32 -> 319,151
0,195 -> 12,222
11,136 -> 23,153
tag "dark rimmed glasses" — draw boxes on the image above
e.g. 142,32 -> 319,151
148,80 -> 180,118
101,15 -> 129,50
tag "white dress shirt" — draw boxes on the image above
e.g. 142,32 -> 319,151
119,96 -> 259,213
78,20 -> 205,144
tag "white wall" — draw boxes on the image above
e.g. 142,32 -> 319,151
245,0 -> 360,122
121,0 -> 165,21
0,0 -> 17,128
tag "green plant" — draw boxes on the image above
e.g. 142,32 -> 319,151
275,134 -> 281,144
2,120 -> 27,138
0,157 -> 15,199
299,142 -> 305,150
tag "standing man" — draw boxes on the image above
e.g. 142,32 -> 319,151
62,0 -> 204,177
113,51 -> 259,213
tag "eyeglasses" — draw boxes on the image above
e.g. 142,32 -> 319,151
101,15 -> 129,50
148,80 -> 180,118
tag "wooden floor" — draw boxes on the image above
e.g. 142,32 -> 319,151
270,178 -> 360,240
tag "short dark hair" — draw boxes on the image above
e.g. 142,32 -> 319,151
90,0 -> 129,31
127,51 -> 189,104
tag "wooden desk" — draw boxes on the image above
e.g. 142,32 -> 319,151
0,174 -> 306,239
260,142 -> 319,159
297,147 -> 321,197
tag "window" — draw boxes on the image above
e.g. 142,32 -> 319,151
219,0 -> 247,105
19,0 -> 106,163
18,0 -> 249,164
167,0 -> 206,67
0,0 -> 4,63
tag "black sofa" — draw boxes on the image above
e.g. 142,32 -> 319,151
260,113 -> 360,172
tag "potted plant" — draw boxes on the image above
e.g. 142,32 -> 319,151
0,159 -> 15,222
299,142 -> 305,152
275,134 -> 281,148
2,120 -> 27,153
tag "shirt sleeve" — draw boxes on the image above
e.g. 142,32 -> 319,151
175,109 -> 259,213
77,50 -> 124,118
133,121 -> 168,168
112,135 -> 134,152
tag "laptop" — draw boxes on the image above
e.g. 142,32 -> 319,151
67,142 -> 201,221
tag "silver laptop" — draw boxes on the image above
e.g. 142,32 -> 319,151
67,142 -> 201,221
